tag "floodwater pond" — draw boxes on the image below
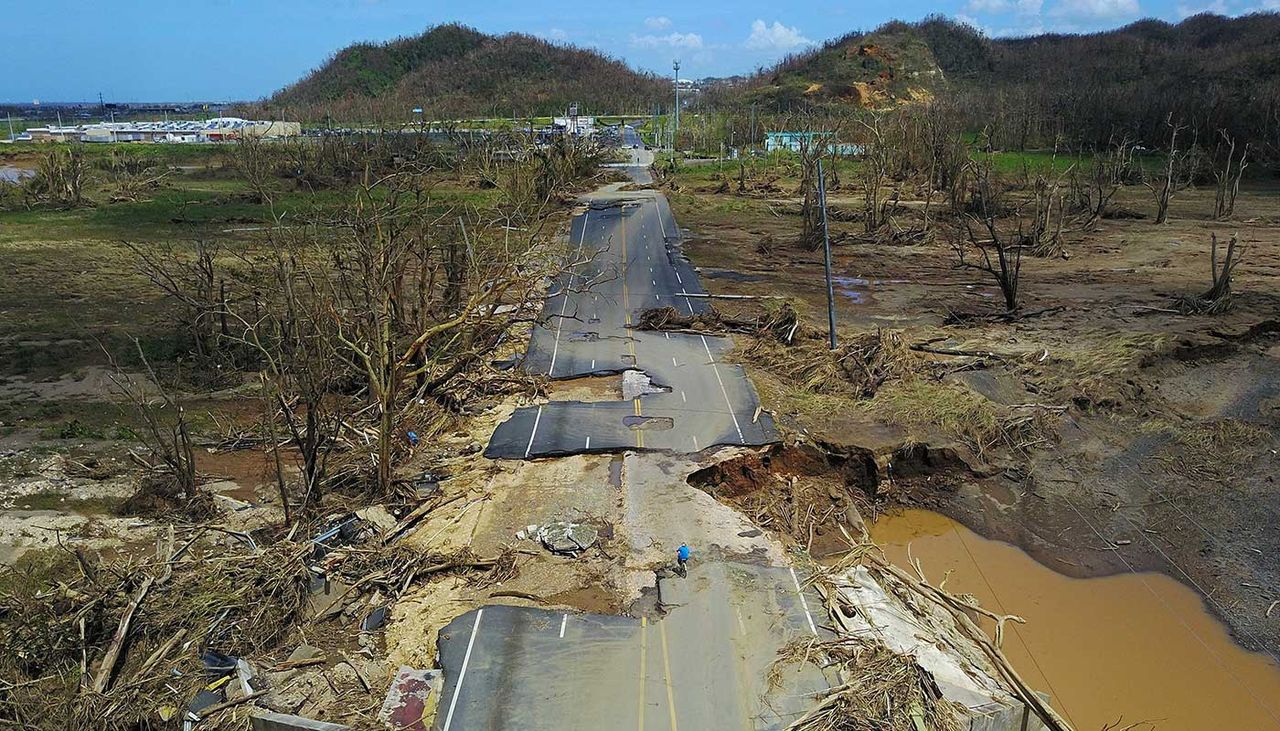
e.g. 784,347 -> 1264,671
869,508 -> 1280,731
0,166 -> 35,184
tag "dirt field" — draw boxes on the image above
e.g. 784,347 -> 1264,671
668,162 -> 1280,655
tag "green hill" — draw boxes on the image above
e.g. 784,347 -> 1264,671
262,24 -> 668,122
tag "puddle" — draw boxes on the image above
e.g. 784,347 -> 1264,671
0,166 -> 35,184
608,455 -> 624,489
869,508 -> 1280,731
701,268 -> 764,283
829,276 -> 906,304
623,415 -> 674,431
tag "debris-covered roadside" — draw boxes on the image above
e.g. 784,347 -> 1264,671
0,493 -> 517,730
781,539 -> 1073,731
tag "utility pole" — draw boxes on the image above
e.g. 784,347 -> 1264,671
817,159 -> 837,350
672,59 -> 681,161
5,113 -> 14,141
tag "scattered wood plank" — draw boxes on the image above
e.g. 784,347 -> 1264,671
92,575 -> 155,693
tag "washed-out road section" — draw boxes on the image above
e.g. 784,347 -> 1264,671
485,146 -> 777,459
433,562 -> 828,731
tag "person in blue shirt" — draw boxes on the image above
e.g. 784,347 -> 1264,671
676,543 -> 690,577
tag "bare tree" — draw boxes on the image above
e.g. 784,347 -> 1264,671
107,340 -> 202,515
124,240 -> 228,360
1070,136 -> 1135,228
1212,130 -> 1249,221
1143,116 -> 1199,225
1178,233 -> 1243,314
953,163 -> 1025,312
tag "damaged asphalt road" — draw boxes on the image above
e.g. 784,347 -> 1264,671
434,562 -> 828,731
486,184 -> 778,459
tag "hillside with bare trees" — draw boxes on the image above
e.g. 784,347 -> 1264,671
738,13 -> 1280,161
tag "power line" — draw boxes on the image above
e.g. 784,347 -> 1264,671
1063,459 -> 1280,665
947,522 -> 1081,730
1060,492 -> 1280,726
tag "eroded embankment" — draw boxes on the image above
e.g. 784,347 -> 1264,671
687,439 -> 1280,730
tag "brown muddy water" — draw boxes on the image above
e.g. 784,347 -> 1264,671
869,509 -> 1280,731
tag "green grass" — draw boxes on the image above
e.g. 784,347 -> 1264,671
11,491 -> 124,515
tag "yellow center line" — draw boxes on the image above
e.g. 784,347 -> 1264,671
658,618 -> 679,731
619,205 -> 644,449
637,616 -> 648,731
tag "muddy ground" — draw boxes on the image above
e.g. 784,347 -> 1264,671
668,170 -> 1280,656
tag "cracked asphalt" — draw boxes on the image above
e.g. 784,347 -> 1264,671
485,146 -> 778,459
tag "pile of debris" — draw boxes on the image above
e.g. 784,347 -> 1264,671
637,303 -> 802,343
783,540 -> 1074,731
0,495 -> 516,730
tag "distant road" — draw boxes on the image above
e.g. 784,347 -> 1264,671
486,131 -> 777,459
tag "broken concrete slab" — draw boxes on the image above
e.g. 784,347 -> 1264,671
379,666 -> 440,730
536,521 -> 598,555
251,711 -> 351,731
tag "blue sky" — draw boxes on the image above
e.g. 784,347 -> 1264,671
1,0 -> 1276,102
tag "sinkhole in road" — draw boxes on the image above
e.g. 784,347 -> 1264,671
623,415 -> 674,431
871,508 -> 1280,731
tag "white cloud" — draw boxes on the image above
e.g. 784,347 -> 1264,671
644,16 -> 672,30
630,32 -> 704,49
543,27 -> 568,41
744,20 -> 814,52
1175,0 -> 1227,15
1049,0 -> 1140,19
966,0 -> 1044,15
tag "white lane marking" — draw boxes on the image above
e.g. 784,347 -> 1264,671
700,335 -> 746,443
679,288 -> 694,315
735,607 -> 747,636
664,332 -> 670,340
560,614 -> 568,638
672,356 -> 678,368
585,436 -> 591,450
680,391 -> 686,403
547,211 -> 590,377
591,359 -> 596,370
692,435 -> 699,450
442,608 -> 484,731
654,294 -> 660,301
524,405 -> 543,458
789,567 -> 819,636
652,279 -> 656,286
657,200 -> 667,239
675,271 -> 683,284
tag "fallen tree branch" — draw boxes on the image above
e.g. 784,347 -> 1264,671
92,575 -> 154,693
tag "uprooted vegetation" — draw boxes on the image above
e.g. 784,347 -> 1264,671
0,130 -> 613,726
0,508 -> 516,729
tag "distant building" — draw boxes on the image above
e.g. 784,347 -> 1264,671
765,131 -> 863,156
23,117 -> 301,144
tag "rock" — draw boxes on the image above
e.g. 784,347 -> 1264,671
536,521 -> 598,555
287,644 -> 324,664
354,505 -> 397,534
